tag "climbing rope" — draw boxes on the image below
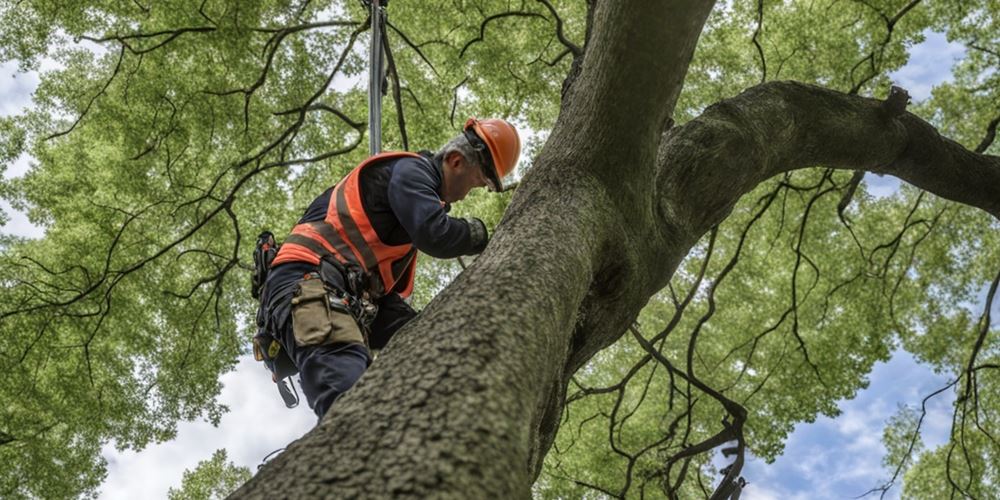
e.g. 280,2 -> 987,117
258,447 -> 286,470
362,0 -> 388,155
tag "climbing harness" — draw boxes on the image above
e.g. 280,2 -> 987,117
249,2 -> 396,410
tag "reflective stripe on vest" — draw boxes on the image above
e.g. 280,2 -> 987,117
272,152 -> 426,298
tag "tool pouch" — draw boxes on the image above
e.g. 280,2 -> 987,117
290,276 -> 365,347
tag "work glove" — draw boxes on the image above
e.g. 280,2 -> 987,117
465,217 -> 489,254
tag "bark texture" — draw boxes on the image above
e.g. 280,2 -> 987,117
234,1 -> 1000,498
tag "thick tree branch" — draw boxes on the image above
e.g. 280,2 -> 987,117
657,81 -> 1000,247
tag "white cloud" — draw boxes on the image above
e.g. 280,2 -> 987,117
0,61 -> 40,117
743,482 -> 809,500
99,356 -> 316,499
740,351 -> 955,500
864,173 -> 902,199
2,153 -> 43,239
1,62 -> 43,239
889,31 -> 966,102
0,199 -> 44,238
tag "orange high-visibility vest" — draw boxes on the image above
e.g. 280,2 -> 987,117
272,152 -> 422,298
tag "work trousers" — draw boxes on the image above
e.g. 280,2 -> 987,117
272,290 -> 417,418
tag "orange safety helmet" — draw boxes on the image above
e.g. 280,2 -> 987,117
463,117 -> 521,190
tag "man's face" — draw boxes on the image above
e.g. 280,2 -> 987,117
441,151 -> 490,203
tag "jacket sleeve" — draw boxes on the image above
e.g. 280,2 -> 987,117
387,158 -> 488,258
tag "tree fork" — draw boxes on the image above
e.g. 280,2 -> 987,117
236,2 -> 1000,499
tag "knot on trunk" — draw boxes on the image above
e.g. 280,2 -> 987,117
882,85 -> 910,117
593,262 -> 629,300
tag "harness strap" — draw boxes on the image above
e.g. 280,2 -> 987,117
385,247 -> 417,293
334,183 -> 380,271
304,221 -> 359,266
284,234 -> 338,263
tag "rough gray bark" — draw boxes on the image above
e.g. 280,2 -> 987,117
234,0 -> 1000,498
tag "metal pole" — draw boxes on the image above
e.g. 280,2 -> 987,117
367,0 -> 383,156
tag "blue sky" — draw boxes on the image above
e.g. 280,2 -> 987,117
0,29 -> 983,500
736,31 -> 969,500
738,352 -> 956,500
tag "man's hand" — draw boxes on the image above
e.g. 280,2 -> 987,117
465,218 -> 489,254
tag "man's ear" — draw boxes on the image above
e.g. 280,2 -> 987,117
445,150 -> 464,169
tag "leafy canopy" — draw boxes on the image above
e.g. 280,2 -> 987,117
0,0 -> 997,498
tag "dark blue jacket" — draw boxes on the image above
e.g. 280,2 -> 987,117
263,153 -> 485,328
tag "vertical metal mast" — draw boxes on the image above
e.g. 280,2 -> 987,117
367,0 -> 383,155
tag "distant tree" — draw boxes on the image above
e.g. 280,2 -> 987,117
0,0 -> 997,498
167,449 -> 251,500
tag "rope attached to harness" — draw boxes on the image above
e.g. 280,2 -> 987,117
364,0 -> 388,155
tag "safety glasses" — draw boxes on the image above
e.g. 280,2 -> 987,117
462,129 -> 502,192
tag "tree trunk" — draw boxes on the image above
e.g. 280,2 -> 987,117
234,1 -> 999,497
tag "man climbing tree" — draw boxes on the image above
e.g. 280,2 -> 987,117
257,118 -> 519,417
1,0 -> 999,499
